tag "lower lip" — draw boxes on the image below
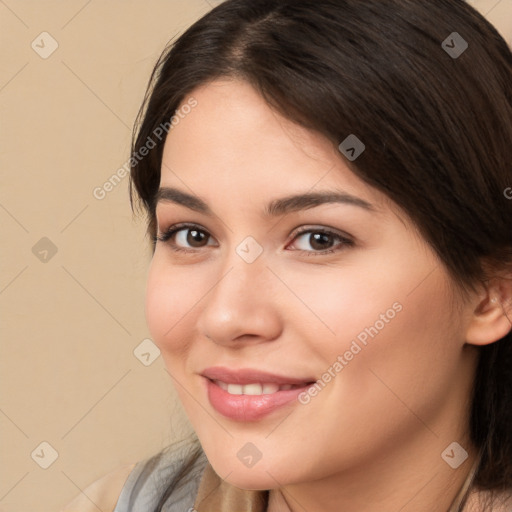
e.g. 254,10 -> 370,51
204,378 -> 313,421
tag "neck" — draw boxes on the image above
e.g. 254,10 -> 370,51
267,432 -> 481,512
447,449 -> 483,512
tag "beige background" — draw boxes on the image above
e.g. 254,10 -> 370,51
0,1 -> 511,511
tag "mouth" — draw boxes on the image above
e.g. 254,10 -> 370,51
201,366 -> 316,387
211,380 -> 311,395
201,367 -> 317,421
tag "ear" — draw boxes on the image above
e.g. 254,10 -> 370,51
465,276 -> 512,346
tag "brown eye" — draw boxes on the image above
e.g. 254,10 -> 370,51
308,232 -> 335,251
183,228 -> 209,247
155,223 -> 215,252
288,227 -> 354,255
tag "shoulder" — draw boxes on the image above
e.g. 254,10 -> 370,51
59,462 -> 137,512
59,439 -> 206,512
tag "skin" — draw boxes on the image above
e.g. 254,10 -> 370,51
145,79 -> 511,512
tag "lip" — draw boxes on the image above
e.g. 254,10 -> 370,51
201,366 -> 316,386
201,366 -> 316,422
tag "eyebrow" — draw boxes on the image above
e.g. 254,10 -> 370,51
154,186 -> 376,217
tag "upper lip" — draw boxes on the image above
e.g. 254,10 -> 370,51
201,366 -> 316,386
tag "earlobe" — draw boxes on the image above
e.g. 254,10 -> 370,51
465,288 -> 512,347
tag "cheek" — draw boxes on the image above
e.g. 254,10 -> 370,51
145,265 -> 170,344
284,263 -> 404,345
295,260 -> 457,398
145,256 -> 198,357
338,272 -> 458,418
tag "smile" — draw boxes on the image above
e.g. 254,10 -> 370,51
203,377 -> 316,421
213,380 -> 304,395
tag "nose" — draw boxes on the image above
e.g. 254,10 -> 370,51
195,250 -> 283,347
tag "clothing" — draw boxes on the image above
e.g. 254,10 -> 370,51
113,440 -> 510,512
113,439 -> 206,512
112,438 -> 268,512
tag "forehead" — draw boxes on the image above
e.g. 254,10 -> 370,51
163,79 -> 333,170
159,79 -> 390,215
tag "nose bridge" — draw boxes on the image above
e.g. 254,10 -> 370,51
196,240 -> 281,343
212,234 -> 269,301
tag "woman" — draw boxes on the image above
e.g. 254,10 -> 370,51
62,0 -> 512,511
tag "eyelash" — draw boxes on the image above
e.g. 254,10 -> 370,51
153,222 -> 354,256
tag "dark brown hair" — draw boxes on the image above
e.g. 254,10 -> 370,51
128,0 -> 512,509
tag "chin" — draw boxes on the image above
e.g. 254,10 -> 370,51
208,455 -> 284,490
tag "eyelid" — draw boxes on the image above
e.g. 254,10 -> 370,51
290,225 -> 352,241
155,222 -> 354,255
154,222 -> 216,247
286,225 -> 354,254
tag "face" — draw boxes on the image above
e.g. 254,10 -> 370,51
146,79 -> 476,490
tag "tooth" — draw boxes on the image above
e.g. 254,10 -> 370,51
262,383 -> 280,394
243,383 -> 263,395
227,383 -> 243,395
216,380 -> 228,391
217,381 -> 297,395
